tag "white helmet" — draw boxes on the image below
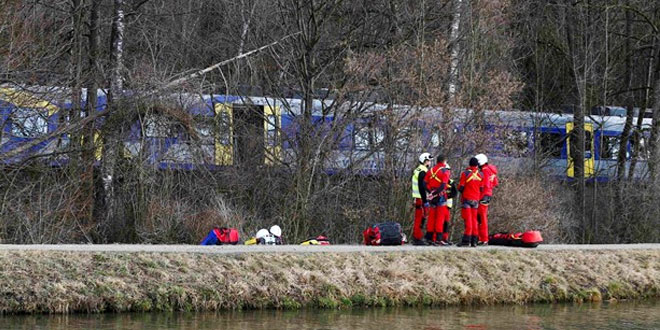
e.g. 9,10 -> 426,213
418,152 -> 432,163
269,225 -> 282,237
475,153 -> 488,166
256,228 -> 269,239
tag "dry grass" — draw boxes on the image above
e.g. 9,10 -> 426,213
487,174 -> 570,243
0,249 -> 658,314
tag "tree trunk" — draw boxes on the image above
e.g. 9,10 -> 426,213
564,0 -> 586,242
629,39 -> 656,180
447,0 -> 463,100
67,0 -> 87,239
616,5 -> 634,184
68,0 -> 85,171
101,0 -> 125,234
81,0 -> 101,238
237,0 -> 256,56
648,48 -> 660,183
109,0 -> 125,95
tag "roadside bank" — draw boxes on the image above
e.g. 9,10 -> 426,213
0,248 -> 658,313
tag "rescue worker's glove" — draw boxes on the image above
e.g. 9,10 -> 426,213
480,195 -> 491,205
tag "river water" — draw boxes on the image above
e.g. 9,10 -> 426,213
1,299 -> 658,329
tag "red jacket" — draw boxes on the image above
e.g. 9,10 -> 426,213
458,166 -> 485,201
480,164 -> 498,197
424,163 -> 450,193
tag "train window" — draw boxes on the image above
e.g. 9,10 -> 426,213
57,135 -> 70,150
637,135 -> 649,160
501,130 -> 529,156
395,128 -> 412,150
537,132 -> 563,158
195,119 -> 214,145
217,112 -> 231,145
634,108 -> 654,118
599,135 -> 619,160
373,127 -> 385,146
266,114 -> 278,146
591,106 -> 609,116
431,132 -> 441,148
353,127 -> 370,151
608,107 -> 626,117
144,114 -> 172,137
10,107 -> 48,138
353,125 -> 383,151
144,114 -> 188,139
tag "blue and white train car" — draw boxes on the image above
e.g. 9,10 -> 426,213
0,86 -> 653,181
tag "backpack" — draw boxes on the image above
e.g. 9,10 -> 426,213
216,227 -> 240,244
200,227 -> 240,245
363,222 -> 404,246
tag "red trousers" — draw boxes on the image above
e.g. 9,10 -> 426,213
428,205 -> 450,241
477,203 -> 489,242
413,198 -> 427,240
461,206 -> 478,237
441,206 -> 451,241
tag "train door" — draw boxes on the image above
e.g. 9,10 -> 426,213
233,104 -> 265,166
264,105 -> 281,165
214,103 -> 233,166
566,122 -> 594,177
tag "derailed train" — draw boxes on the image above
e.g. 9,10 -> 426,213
0,86 -> 653,181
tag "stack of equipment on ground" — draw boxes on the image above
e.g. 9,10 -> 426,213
300,236 -> 331,245
363,222 -> 406,245
200,228 -> 240,245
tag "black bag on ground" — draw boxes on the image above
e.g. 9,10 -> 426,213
374,222 -> 404,245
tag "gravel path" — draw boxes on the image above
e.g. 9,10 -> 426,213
0,243 -> 658,254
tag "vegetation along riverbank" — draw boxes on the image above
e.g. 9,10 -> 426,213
0,248 -> 658,314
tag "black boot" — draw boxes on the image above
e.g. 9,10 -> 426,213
424,232 -> 434,244
439,239 -> 453,246
412,238 -> 427,246
457,235 -> 471,247
470,235 -> 478,247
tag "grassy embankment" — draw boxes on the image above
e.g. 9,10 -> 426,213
0,249 -> 658,314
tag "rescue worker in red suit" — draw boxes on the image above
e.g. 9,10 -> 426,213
475,153 -> 498,245
457,157 -> 485,247
411,153 -> 432,245
424,154 -> 452,245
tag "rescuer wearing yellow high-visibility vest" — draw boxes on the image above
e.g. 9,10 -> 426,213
412,153 -> 432,245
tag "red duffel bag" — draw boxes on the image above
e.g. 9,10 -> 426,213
488,230 -> 543,248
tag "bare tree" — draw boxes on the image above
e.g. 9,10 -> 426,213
447,0 -> 463,100
100,0 -> 126,233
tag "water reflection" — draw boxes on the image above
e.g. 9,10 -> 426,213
0,299 -> 658,330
